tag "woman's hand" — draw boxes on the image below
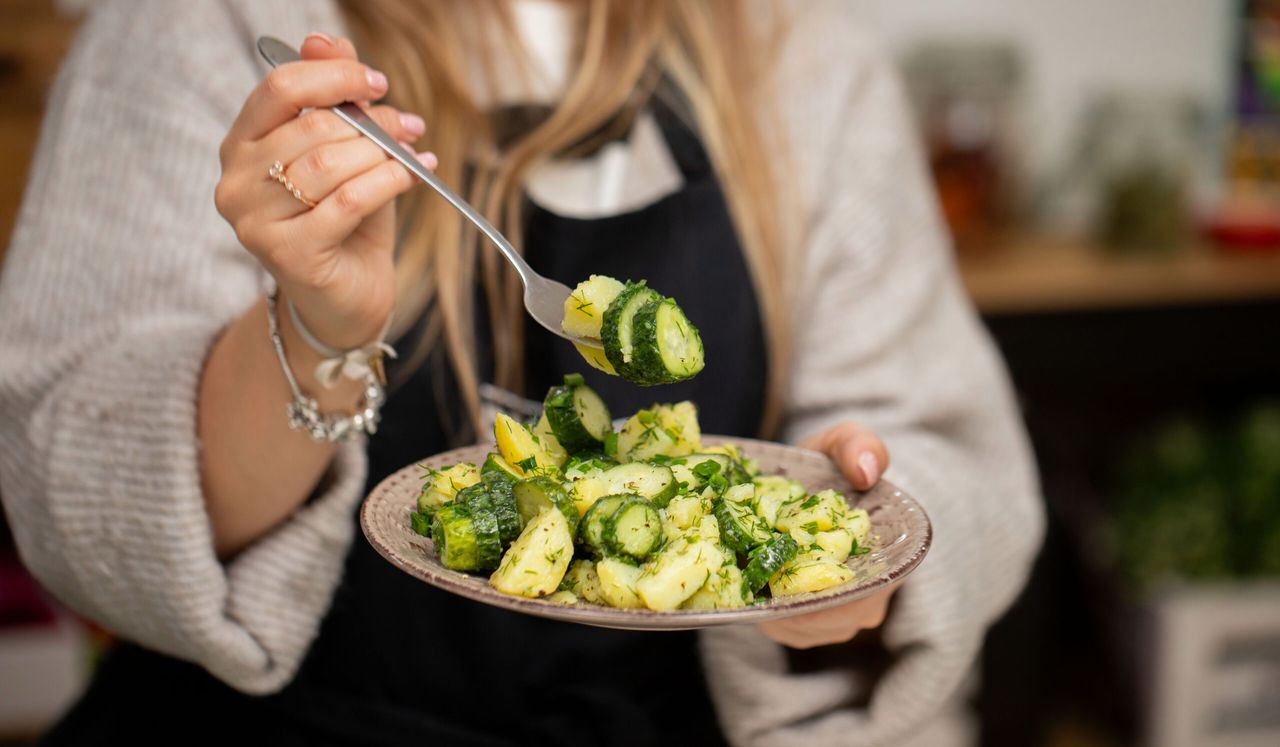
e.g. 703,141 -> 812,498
214,33 -> 436,349
757,422 -> 896,649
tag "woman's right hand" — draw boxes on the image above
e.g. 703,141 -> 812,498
214,33 -> 436,349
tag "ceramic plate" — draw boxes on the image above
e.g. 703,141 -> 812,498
360,436 -> 932,630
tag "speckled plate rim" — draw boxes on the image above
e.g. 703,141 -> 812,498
360,435 -> 932,630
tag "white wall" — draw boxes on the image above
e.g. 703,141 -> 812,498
845,0 -> 1234,187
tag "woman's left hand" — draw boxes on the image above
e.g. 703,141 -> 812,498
757,422 -> 896,649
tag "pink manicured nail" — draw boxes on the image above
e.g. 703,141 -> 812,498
858,452 -> 880,485
400,113 -> 426,136
416,151 -> 439,170
366,68 -> 388,94
305,32 -> 336,47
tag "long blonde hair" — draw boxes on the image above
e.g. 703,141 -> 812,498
338,0 -> 791,438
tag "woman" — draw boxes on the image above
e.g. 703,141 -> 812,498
0,0 -> 1042,744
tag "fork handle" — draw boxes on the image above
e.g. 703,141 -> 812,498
256,37 -> 535,286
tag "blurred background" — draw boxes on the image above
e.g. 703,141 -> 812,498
1,1 -> 1277,745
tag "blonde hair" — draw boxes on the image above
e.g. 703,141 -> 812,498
338,0 -> 791,438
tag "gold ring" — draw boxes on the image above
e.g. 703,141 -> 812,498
268,161 -> 317,209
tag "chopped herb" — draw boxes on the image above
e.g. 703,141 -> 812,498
563,373 -> 585,387
799,495 -> 821,510
603,431 -> 619,457
801,520 -> 820,534
516,456 -> 538,472
692,460 -> 722,480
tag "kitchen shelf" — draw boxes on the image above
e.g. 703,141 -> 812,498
959,235 -> 1280,315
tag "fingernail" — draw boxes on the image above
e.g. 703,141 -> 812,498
858,452 -> 880,486
416,151 -> 439,170
400,112 -> 425,136
366,68 -> 388,94
305,32 -> 336,47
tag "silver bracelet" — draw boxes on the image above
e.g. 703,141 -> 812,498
266,287 -> 385,442
285,295 -> 397,390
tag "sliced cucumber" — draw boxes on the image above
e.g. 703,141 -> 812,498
579,494 -> 629,553
544,375 -> 612,453
432,502 -> 503,572
602,496 -> 664,561
455,483 -> 522,546
713,498 -> 773,554
600,462 -> 678,507
563,454 -> 615,481
741,534 -> 799,595
481,453 -> 523,485
601,282 -> 660,379
628,297 -> 705,385
409,509 -> 433,537
512,476 -> 579,535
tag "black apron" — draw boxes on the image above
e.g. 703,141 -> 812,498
43,101 -> 766,747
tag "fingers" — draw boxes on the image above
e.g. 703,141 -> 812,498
291,158 -> 419,249
799,422 -> 890,491
299,32 -> 358,62
262,105 -> 423,167
284,137 -> 407,208
229,58 -> 389,143
757,590 -> 894,649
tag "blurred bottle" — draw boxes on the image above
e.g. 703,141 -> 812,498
902,41 -> 1024,254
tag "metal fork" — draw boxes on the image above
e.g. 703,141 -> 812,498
256,36 -> 600,349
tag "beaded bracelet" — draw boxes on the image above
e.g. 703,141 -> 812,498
266,287 -> 385,442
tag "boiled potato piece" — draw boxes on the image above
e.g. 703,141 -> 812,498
768,556 -> 855,597
615,402 -> 702,462
563,274 -> 626,340
724,483 -> 754,504
635,533 -> 726,611
752,475 -> 806,528
532,413 -> 568,467
569,472 -> 610,517
811,528 -> 855,563
562,559 -> 605,605
662,494 -> 712,535
615,410 -> 680,463
660,401 -> 701,453
417,463 -> 481,512
841,507 -> 872,547
682,565 -> 749,610
596,557 -> 645,609
545,590 -> 579,606
573,343 -> 617,375
774,489 -> 848,534
489,507 -> 573,598
494,413 -> 557,471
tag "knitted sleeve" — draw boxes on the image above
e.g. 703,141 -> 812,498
0,0 -> 360,694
